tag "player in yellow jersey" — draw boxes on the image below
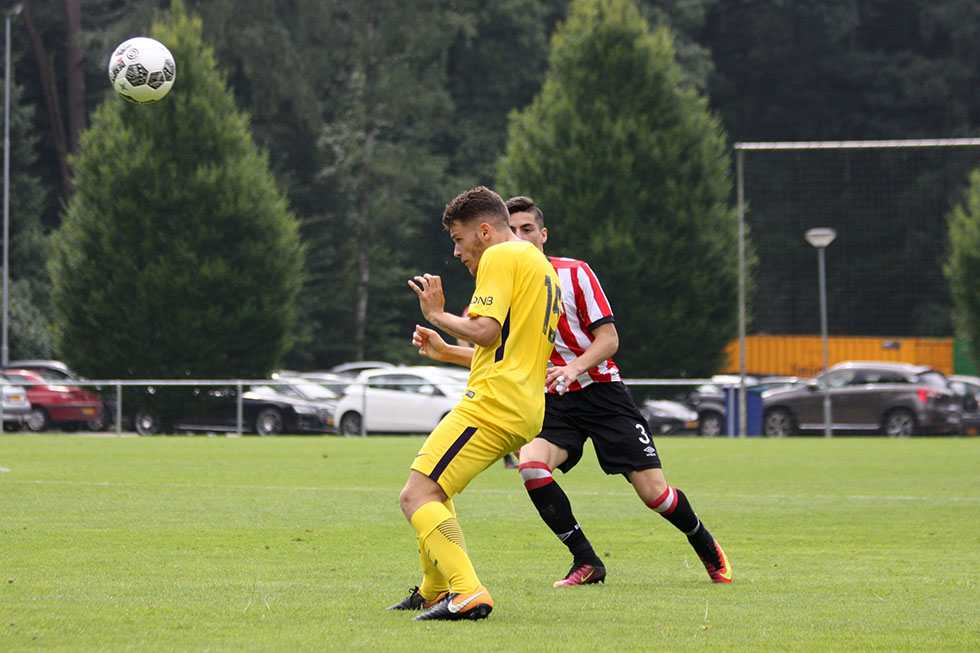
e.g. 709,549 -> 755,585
387,186 -> 562,621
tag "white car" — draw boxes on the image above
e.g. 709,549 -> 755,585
333,366 -> 467,435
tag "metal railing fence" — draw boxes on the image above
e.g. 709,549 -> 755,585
0,376 -> 759,437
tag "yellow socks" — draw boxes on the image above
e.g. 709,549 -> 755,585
410,501 -> 481,595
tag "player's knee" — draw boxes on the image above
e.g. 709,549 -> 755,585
519,438 -> 568,470
629,467 -> 668,503
398,486 -> 415,519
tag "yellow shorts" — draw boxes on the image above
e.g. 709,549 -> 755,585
410,405 -> 527,496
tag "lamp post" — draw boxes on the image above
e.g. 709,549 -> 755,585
2,2 -> 22,368
805,227 -> 837,438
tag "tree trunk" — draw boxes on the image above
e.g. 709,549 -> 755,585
22,3 -> 72,198
63,0 -> 84,154
352,6 -> 378,361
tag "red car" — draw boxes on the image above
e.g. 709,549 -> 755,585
4,368 -> 104,432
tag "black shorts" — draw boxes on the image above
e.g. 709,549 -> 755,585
537,381 -> 662,476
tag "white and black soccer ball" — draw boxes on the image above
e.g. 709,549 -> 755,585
107,37 -> 176,104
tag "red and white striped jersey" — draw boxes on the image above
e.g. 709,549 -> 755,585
548,256 -> 621,391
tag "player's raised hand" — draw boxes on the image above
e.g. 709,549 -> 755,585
413,324 -> 448,361
408,273 -> 445,321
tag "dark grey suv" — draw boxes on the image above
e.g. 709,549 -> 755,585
761,361 -> 961,436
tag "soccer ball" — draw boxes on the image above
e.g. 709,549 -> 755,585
107,37 -> 176,104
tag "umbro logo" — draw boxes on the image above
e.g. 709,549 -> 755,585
644,446 -> 657,456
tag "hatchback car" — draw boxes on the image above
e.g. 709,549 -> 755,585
1,372 -> 32,429
333,366 -> 466,435
4,368 -> 104,432
762,361 -> 961,436
4,359 -> 114,430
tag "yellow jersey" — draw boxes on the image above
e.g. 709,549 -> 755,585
462,240 -> 563,438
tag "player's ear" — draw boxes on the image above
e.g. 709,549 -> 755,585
540,227 -> 548,244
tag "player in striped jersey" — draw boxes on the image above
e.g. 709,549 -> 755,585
506,195 -> 732,587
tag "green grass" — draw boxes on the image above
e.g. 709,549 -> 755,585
1,435 -> 978,651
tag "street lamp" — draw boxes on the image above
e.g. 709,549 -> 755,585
2,1 -> 22,368
805,227 -> 837,438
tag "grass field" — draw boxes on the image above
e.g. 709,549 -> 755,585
1,434 -> 978,651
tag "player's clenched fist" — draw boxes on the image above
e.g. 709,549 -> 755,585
413,324 -> 448,361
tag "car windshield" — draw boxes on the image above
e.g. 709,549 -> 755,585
33,370 -> 70,383
305,378 -> 349,395
287,382 -> 338,400
917,371 -> 950,390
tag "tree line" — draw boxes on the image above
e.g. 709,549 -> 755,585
9,0 -> 980,379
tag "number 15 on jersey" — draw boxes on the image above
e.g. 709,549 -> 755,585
543,276 -> 563,343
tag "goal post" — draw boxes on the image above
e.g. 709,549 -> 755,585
733,138 -> 980,437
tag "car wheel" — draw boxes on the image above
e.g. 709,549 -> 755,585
3,421 -> 21,432
339,411 -> 362,436
698,411 -> 724,436
883,408 -> 916,437
763,408 -> 796,437
87,407 -> 111,431
134,411 -> 161,435
25,407 -> 50,432
254,408 -> 284,436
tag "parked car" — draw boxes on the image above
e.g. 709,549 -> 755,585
677,374 -> 807,436
948,374 -> 980,435
639,399 -> 699,435
1,372 -> 32,429
290,372 -> 351,397
761,361 -> 961,436
333,366 -> 466,435
327,361 -> 396,378
4,368 -> 104,432
4,359 -> 113,430
267,374 -> 346,401
133,383 -> 335,436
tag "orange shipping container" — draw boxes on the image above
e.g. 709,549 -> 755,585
721,335 -> 954,378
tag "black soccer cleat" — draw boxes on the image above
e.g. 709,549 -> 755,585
387,586 -> 448,611
411,585 -> 494,621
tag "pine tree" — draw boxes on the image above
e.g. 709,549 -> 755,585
6,72 -> 53,359
498,0 -> 740,377
49,6 -> 304,386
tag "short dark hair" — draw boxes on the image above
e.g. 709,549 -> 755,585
442,186 -> 509,230
505,195 -> 545,229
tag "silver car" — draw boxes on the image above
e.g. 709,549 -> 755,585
1,373 -> 32,428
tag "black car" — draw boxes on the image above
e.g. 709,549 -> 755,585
948,375 -> 980,435
132,384 -> 335,435
638,399 -> 699,435
762,361 -> 961,436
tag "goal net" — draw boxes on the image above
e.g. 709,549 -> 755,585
736,139 -> 980,341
